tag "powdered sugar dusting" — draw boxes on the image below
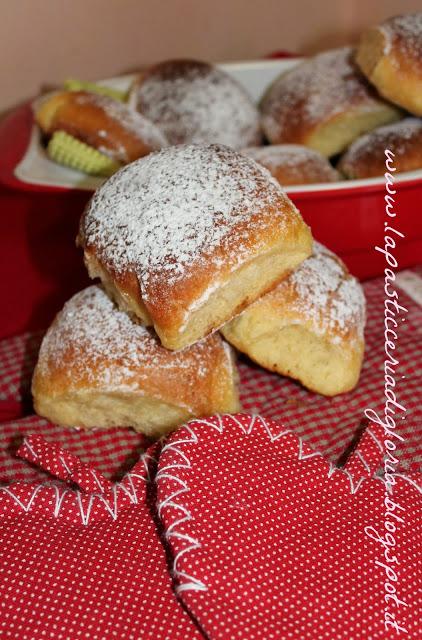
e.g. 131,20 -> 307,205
243,144 -> 324,169
242,144 -> 339,183
381,13 -> 422,58
285,242 -> 365,341
261,47 -> 389,143
339,118 -> 422,175
380,25 -> 393,56
82,143 -> 293,302
37,286 -> 227,392
74,92 -> 168,160
130,60 -> 261,149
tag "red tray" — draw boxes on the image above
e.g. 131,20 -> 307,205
1,103 -> 421,339
291,177 -> 422,279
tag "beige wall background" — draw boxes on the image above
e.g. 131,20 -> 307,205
1,0 -> 420,113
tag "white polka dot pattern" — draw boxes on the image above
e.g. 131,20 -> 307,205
0,416 -> 420,638
156,414 -> 422,639
17,434 -> 114,493
0,439 -> 202,640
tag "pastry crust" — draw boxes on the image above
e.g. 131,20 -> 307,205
338,118 -> 422,178
242,144 -> 340,186
79,143 -> 313,350
32,286 -> 240,436
221,243 -> 366,396
129,59 -> 262,148
36,91 -> 167,163
356,13 -> 422,116
260,47 -> 402,157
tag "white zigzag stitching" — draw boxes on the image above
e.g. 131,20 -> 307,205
366,428 -> 384,453
155,425 -> 207,592
59,456 -> 72,475
393,474 -> 422,493
356,450 -> 371,473
0,452 -> 151,525
23,438 -> 38,459
155,414 -> 421,593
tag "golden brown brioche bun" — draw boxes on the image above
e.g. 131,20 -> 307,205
221,243 -> 366,397
356,13 -> 422,116
242,144 -> 340,185
36,91 -> 168,163
32,286 -> 240,437
78,144 -> 313,351
260,47 -> 402,157
129,59 -> 262,148
338,118 -> 422,178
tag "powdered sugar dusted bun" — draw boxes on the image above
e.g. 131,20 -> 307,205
79,143 -> 312,351
260,47 -> 402,157
129,59 -> 262,148
221,242 -> 366,396
338,118 -> 422,178
356,13 -> 422,116
36,91 -> 168,163
32,285 -> 240,436
242,144 -> 340,186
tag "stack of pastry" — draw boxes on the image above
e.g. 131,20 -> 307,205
35,59 -> 262,177
31,13 -> 422,435
32,143 -> 366,435
36,12 -> 422,183
259,13 -> 422,181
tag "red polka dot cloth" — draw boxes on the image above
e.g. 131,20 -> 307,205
0,418 -> 420,639
0,436 -> 203,640
157,415 -> 421,639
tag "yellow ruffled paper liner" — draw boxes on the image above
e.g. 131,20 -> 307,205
64,78 -> 127,102
47,131 -> 121,177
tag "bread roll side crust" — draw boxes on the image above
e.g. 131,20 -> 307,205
33,390 -> 192,438
260,48 -> 402,156
338,118 -> 422,178
222,311 -> 364,397
80,212 -> 313,350
304,102 -> 402,157
356,26 -> 422,116
36,91 -> 166,163
221,244 -> 366,396
31,286 -> 240,435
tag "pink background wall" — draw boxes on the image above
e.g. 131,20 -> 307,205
2,0 -> 421,113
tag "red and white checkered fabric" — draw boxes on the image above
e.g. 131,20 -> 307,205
0,415 -> 147,485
